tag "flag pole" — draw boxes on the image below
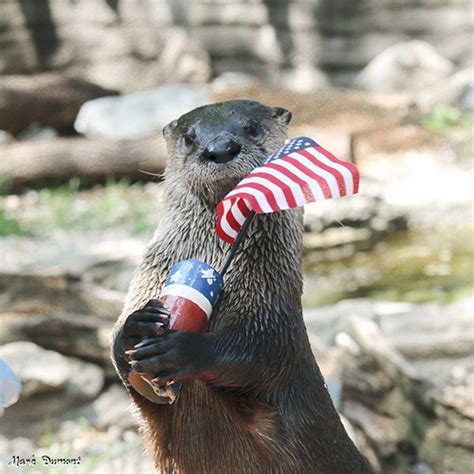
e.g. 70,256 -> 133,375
219,211 -> 256,278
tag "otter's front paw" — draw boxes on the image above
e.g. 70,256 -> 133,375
127,331 -> 208,384
120,299 -> 170,354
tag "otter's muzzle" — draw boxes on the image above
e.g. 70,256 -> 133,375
202,135 -> 241,164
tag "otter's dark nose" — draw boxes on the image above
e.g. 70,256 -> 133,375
202,137 -> 241,164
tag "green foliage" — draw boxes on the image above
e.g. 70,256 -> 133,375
35,177 -> 82,229
27,177 -> 156,235
82,439 -> 142,472
0,207 -> 24,236
75,416 -> 91,430
0,177 -> 158,237
422,105 -> 473,134
28,419 -> 143,474
39,423 -> 55,449
0,176 -> 14,196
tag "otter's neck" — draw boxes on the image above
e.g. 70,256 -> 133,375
157,180 -> 303,286
158,181 -> 228,269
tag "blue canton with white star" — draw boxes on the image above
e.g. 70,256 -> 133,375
164,259 -> 223,306
265,137 -> 318,164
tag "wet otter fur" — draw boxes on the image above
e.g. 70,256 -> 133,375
111,100 -> 372,473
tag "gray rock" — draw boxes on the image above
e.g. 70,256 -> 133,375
304,299 -> 380,345
278,64 -> 328,93
460,82 -> 474,110
0,235 -> 143,366
380,298 -> 474,365
0,312 -> 113,366
304,184 -> 407,234
210,72 -> 261,94
0,271 -> 124,321
0,130 -> 13,146
417,67 -> 474,111
338,298 -> 474,473
71,385 -> 137,431
62,358 -> 105,402
0,342 -> 104,422
16,127 -> 58,142
74,84 -> 210,140
303,185 -> 408,256
0,341 -> 71,396
0,435 -> 35,465
16,126 -> 57,142
0,234 -> 144,288
305,297 -> 474,390
411,464 -> 435,474
354,41 -> 453,93
304,298 -> 417,346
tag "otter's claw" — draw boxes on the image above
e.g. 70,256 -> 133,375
127,331 -> 208,383
120,299 -> 170,353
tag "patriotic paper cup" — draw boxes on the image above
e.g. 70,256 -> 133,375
129,259 -> 222,404
160,259 -> 223,333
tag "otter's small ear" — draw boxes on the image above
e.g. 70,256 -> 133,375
271,107 -> 292,125
163,120 -> 178,138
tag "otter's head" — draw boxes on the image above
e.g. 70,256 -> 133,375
163,100 -> 292,203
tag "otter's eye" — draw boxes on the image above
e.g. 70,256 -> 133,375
243,121 -> 261,138
181,132 -> 195,148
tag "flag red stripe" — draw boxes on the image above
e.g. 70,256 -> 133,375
216,226 -> 234,244
298,149 -> 347,197
284,155 -> 332,199
237,198 -> 251,218
248,171 -> 297,208
215,202 -> 231,242
225,202 -> 242,233
315,146 -> 360,193
266,162 -> 316,203
228,191 -> 265,214
215,201 -> 238,243
232,182 -> 279,212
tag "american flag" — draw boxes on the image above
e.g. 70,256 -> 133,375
216,136 -> 360,244
160,259 -> 223,332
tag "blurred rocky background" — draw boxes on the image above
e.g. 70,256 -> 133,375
0,1 -> 473,473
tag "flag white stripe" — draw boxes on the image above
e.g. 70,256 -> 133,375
273,159 -> 326,201
291,152 -> 340,198
231,200 -> 247,224
236,176 -> 289,209
219,200 -> 239,241
161,284 -> 212,317
227,186 -> 274,213
255,166 -> 307,206
306,148 -> 354,195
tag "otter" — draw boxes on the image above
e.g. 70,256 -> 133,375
111,100 -> 372,473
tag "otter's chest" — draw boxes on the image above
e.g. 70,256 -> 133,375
163,381 -> 284,474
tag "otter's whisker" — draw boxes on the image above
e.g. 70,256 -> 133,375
138,169 -> 165,179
